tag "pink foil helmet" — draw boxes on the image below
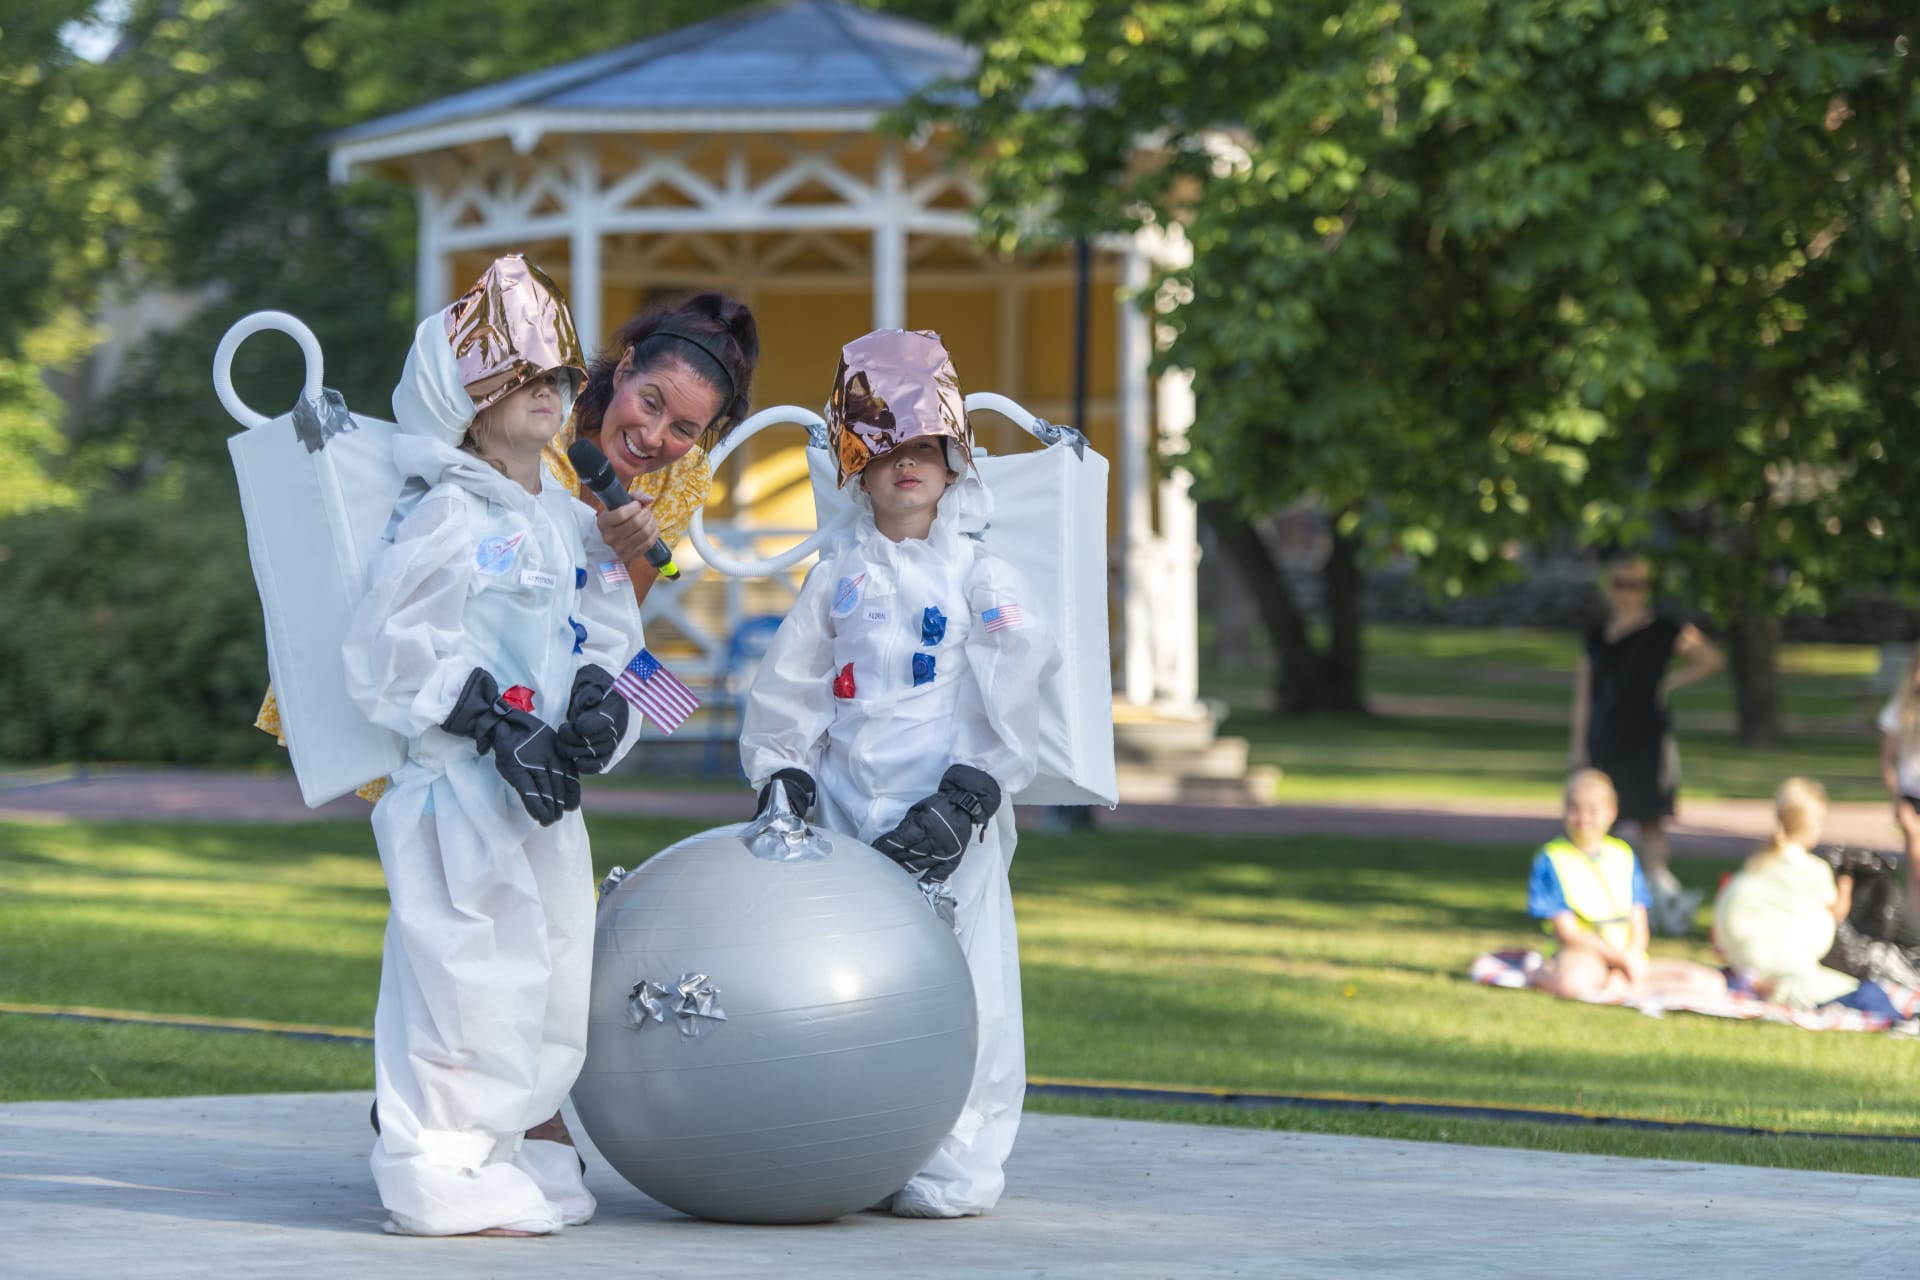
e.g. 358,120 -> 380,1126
825,328 -> 971,488
445,254 -> 586,414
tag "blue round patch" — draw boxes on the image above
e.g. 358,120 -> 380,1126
473,532 -> 524,576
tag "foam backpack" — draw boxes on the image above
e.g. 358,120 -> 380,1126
690,396 -> 1117,808
216,312 -> 409,806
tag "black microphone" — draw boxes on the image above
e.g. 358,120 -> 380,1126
567,439 -> 680,580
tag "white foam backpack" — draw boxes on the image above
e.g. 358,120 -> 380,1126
690,396 -> 1118,808
216,312 -> 409,806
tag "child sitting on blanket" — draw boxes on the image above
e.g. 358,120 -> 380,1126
1712,777 -> 1901,1020
1528,769 -> 1728,1003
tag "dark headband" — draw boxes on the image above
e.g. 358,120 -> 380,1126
635,326 -> 737,427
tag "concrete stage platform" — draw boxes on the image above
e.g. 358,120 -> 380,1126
0,1093 -> 1903,1278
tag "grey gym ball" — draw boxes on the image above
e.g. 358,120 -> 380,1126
572,818 -> 977,1224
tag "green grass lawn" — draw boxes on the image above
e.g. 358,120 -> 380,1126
1243,713 -> 1888,805
4,817 -> 1916,1177
1214,625 -> 1890,805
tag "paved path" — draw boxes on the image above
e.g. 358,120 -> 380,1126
0,1092 -> 1897,1279
1370,690 -> 1875,737
0,766 -> 1904,860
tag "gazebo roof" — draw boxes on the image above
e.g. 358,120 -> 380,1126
333,0 -> 1071,154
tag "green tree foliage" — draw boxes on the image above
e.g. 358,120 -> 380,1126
917,0 -> 1920,730
1574,11 -> 1920,740
0,3 -> 160,359
0,478 -> 277,762
0,3 -> 163,509
0,310 -> 89,517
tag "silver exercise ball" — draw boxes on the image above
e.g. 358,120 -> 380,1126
572,821 -> 977,1224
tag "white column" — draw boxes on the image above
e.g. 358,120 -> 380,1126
872,140 -> 906,330
1117,243 -> 1155,706
414,174 -> 449,319
996,275 -> 1023,441
1154,365 -> 1200,707
568,142 -> 603,357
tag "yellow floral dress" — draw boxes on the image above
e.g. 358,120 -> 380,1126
254,427 -> 715,803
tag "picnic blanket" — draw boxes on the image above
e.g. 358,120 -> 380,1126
1470,949 -> 1920,1033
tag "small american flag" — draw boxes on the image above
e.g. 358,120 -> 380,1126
982,603 -> 1025,634
598,559 -> 631,586
612,648 -> 700,734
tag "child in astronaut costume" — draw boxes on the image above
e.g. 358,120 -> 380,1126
342,256 -> 645,1237
740,329 -> 1061,1219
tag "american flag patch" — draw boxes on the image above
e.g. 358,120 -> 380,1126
598,559 -> 631,586
612,648 -> 701,734
982,604 -> 1025,633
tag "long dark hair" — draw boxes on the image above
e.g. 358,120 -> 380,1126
574,292 -> 759,444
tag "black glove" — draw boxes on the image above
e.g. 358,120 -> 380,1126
756,767 -> 817,818
554,664 -> 629,774
442,668 -> 580,825
872,764 -> 1001,884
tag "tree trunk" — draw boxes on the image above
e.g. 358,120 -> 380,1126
1724,607 -> 1784,748
1198,502 -> 1321,711
1318,526 -> 1368,714
1196,520 -> 1258,668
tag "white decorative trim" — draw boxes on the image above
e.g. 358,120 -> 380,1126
329,109 -> 884,182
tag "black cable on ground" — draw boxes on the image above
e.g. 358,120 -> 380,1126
9,1004 -> 1914,1146
1027,1079 -> 1920,1145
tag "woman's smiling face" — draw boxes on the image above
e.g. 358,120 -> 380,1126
595,352 -> 724,482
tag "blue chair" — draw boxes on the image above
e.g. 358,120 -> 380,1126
700,614 -> 787,776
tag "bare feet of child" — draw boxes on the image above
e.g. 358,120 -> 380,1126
525,1112 -> 574,1145
525,1111 -> 588,1176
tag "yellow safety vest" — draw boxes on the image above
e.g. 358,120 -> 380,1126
1541,836 -> 1639,951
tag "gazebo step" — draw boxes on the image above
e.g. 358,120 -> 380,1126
1115,736 -> 1250,776
1114,763 -> 1281,806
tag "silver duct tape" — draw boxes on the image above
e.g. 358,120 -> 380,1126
627,973 -> 727,1038
382,475 -> 432,543
1028,417 -> 1087,459
741,785 -> 834,862
920,878 -> 958,929
806,418 -> 831,451
291,387 -> 356,454
597,865 -> 631,904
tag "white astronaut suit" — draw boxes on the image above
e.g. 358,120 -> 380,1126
740,450 -> 1060,1218
343,297 -> 643,1236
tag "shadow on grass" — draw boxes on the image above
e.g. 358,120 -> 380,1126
1022,958 -> 1919,1133
1015,830 -> 1535,935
